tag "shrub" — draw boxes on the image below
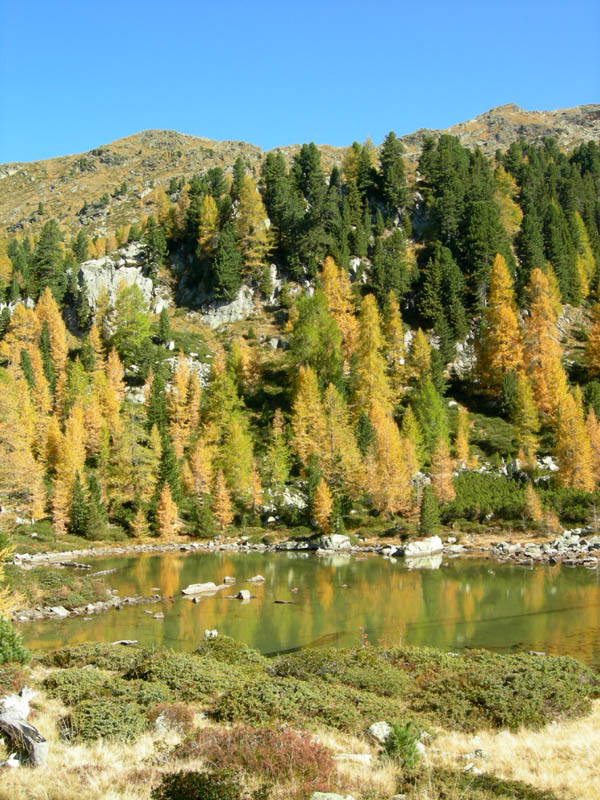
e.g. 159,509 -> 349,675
0,663 -> 26,695
270,647 -> 410,697
193,635 -> 267,666
39,642 -> 139,672
400,768 -> 560,800
382,721 -> 421,770
151,770 -> 269,800
0,617 -> 30,664
123,648 -> 250,702
148,703 -> 194,733
384,647 -> 600,731
43,667 -> 172,708
62,699 -> 147,742
176,725 -> 335,786
443,472 -> 525,522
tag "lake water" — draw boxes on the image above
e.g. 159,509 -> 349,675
19,552 -> 600,667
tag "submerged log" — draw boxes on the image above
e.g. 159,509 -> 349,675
0,688 -> 48,767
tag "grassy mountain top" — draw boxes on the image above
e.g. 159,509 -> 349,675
2,103 -> 598,240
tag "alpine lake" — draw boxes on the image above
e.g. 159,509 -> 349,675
19,550 -> 600,667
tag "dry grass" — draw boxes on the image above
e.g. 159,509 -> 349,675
426,699 -> 600,800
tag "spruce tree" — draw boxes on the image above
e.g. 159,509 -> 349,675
419,484 -> 440,536
213,223 -> 242,300
69,472 -> 88,536
158,308 -> 171,345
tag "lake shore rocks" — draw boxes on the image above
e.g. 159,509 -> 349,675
11,592 -> 162,623
490,528 -> 600,567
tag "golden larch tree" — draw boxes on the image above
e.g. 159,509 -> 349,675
36,286 -> 68,374
477,253 -> 523,394
353,293 -> 392,417
430,436 -> 456,504
213,469 -> 234,531
512,373 -> 540,469
156,483 -> 180,537
321,382 -> 362,497
454,405 -> 471,468
586,409 -> 600,486
586,301 -> 600,377
320,256 -> 358,368
313,478 -> 333,534
384,290 -> 406,406
407,328 -> 431,387
368,399 -> 412,517
291,365 -> 326,467
553,390 -> 594,492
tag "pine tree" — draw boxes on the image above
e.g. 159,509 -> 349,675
158,308 -> 172,345
586,301 -> 600,377
213,469 -> 233,531
400,405 -> 425,467
213,222 -> 242,300
69,472 -> 88,536
313,478 -> 333,533
419,484 -> 440,535
33,219 -> 66,301
413,379 -> 448,454
379,131 -> 407,217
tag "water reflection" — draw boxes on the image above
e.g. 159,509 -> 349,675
20,553 -> 600,667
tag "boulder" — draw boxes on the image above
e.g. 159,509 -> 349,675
248,575 -> 265,583
78,243 -> 153,310
236,590 -> 251,600
367,720 -> 392,744
314,534 -> 351,551
181,582 -> 218,595
47,606 -> 69,618
399,535 -> 443,558
310,794 -> 356,800
0,688 -> 47,767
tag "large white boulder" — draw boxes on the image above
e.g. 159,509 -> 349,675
401,535 -> 443,558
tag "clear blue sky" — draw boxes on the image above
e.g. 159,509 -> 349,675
0,0 -> 598,163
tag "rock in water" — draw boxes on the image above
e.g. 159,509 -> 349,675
181,582 -> 218,595
399,535 -> 443,557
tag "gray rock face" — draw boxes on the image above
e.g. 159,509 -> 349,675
78,243 -> 154,310
201,285 -> 255,328
315,534 -> 351,551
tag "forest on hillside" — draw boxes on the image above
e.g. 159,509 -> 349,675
1,133 -> 600,555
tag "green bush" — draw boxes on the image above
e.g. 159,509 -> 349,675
0,617 -> 30,664
443,472 -> 525,522
384,647 -> 600,731
538,485 -> 599,525
270,647 -> 410,697
123,648 -> 251,702
193,635 -> 267,666
39,642 -> 140,672
151,770 -> 269,800
400,768 -> 560,800
62,699 -> 147,742
43,667 -> 172,708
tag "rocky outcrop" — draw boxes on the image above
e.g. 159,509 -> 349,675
77,242 -> 170,314
395,535 -> 444,558
0,688 -> 48,768
200,285 -> 255,328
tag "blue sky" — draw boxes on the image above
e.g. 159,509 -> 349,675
0,0 -> 598,162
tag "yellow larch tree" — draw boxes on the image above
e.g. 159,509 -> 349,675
169,353 -> 191,459
586,301 -> 600,377
523,484 -> 544,524
185,435 -> 214,497
156,483 -> 180,537
235,175 -> 271,276
400,404 -> 425,468
321,382 -> 362,497
0,368 -> 46,520
213,469 -> 234,531
320,256 -> 358,368
454,405 -> 471,468
45,414 -> 63,473
572,212 -> 595,300
524,268 -> 568,419
220,416 -> 254,501
130,506 -> 150,539
407,328 -> 431,387
0,304 -> 41,365
84,391 -> 104,458
477,254 -> 524,394
430,437 -> 456,504
197,193 -> 219,261
586,409 -> 600,486
353,293 -> 392,417
313,478 -> 333,533
553,389 -> 594,492
248,460 -> 264,515
291,365 -> 327,467
88,323 -> 105,373
511,373 -> 540,469
384,290 -> 406,406
368,399 -> 412,518
35,286 -> 68,374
